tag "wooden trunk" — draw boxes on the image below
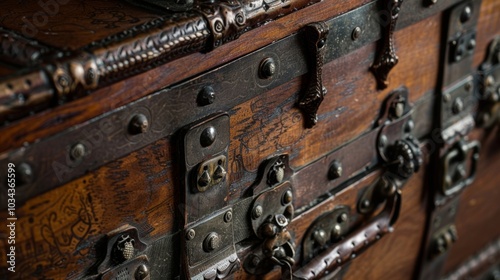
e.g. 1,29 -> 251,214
0,0 -> 499,279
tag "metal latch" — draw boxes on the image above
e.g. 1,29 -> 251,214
477,36 -> 500,127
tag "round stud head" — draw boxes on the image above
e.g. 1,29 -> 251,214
135,264 -> 150,280
129,114 -> 149,135
200,126 -> 217,147
186,229 -> 196,240
259,58 -> 276,79
460,5 -> 472,23
351,27 -> 361,40
197,86 -> 216,106
203,232 -> 221,252
252,205 -> 263,219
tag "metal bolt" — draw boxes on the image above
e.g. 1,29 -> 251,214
313,229 -> 327,246
70,143 -> 86,161
197,86 -> 215,106
460,5 -> 472,23
351,27 -> 361,40
338,213 -> 348,223
252,205 -> 263,219
129,114 -> 149,134
259,57 -> 276,79
328,160 -> 343,180
186,229 -> 196,240
17,163 -> 33,185
452,97 -> 464,114
203,232 -> 221,252
135,264 -> 150,280
200,126 -> 216,147
405,119 -> 415,132
282,190 -> 293,205
224,210 -> 233,223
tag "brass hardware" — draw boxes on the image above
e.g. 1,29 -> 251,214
197,86 -> 216,106
299,21 -> 329,128
128,114 -> 149,135
328,160 -> 343,180
70,143 -> 86,161
259,57 -> 277,79
371,0 -> 404,89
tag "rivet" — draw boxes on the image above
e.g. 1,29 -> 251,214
70,143 -> 86,161
313,229 -> 327,246
317,39 -> 326,49
443,92 -> 451,102
200,126 -> 216,147
452,97 -> 464,114
338,213 -> 348,223
203,232 -> 220,252
361,199 -> 371,209
197,86 -> 215,106
252,205 -> 263,219
17,163 -> 34,185
460,5 -> 472,23
331,224 -> 342,238
351,27 -> 361,41
428,0 -> 437,6
186,229 -> 196,240
464,80 -> 473,92
259,57 -> 276,79
405,119 -> 415,132
282,190 -> 293,205
485,75 -> 495,87
224,210 -> 233,223
467,38 -> 476,51
135,264 -> 150,280
379,135 -> 388,148
129,114 -> 149,134
328,160 -> 343,180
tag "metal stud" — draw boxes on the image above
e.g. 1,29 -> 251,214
224,210 -> 233,223
351,27 -> 361,41
460,5 -> 472,23
70,143 -> 86,161
252,205 -> 263,219
200,126 -> 216,147
452,97 -> 464,114
129,114 -> 149,135
186,229 -> 196,240
17,163 -> 34,186
197,86 -> 216,106
259,57 -> 276,79
338,213 -> 348,223
135,264 -> 150,280
328,160 -> 343,180
313,229 -> 327,246
282,190 -> 293,205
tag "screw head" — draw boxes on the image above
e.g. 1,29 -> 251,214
197,86 -> 215,106
252,205 -> 263,219
282,190 -> 293,205
460,5 -> 472,23
135,264 -> 150,280
452,97 -> 464,114
351,27 -> 361,40
331,224 -> 342,238
259,57 -> 276,79
70,143 -> 86,161
224,210 -> 233,223
200,126 -> 216,147
338,213 -> 348,223
405,119 -> 415,132
467,38 -> 476,51
203,232 -> 221,252
361,199 -> 371,209
328,160 -> 343,180
129,114 -> 149,135
186,229 -> 196,240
